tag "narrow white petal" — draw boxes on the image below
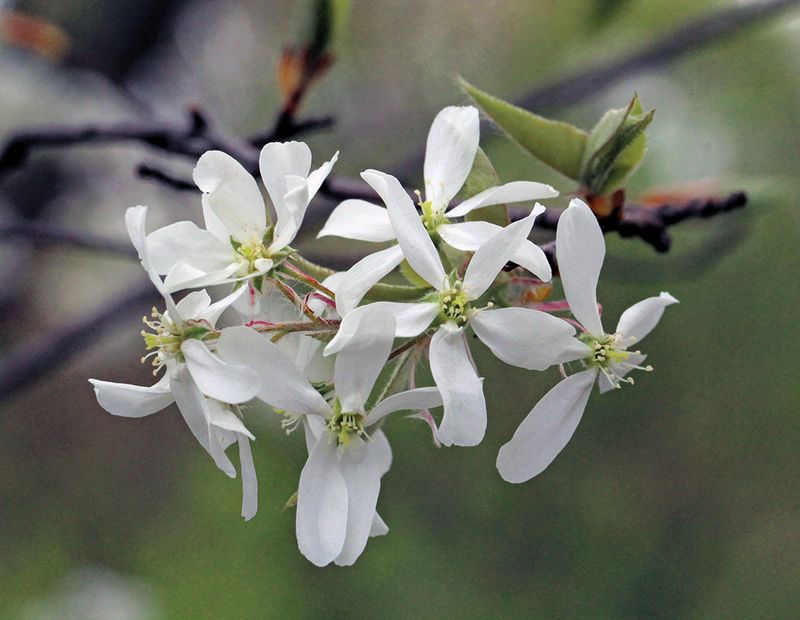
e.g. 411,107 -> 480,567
362,170 -> 445,289
446,181 -> 558,218
325,301 -> 437,355
195,285 -> 246,327
556,199 -> 605,336
462,211 -> 538,299
439,217 -> 551,281
175,290 -> 212,319
89,377 -> 173,418
193,151 -> 266,243
470,307 -> 578,371
334,307 -> 395,412
162,262 -> 242,294
145,221 -> 233,275
423,106 -> 479,209
259,141 -> 312,226
496,369 -> 597,483
181,339 -> 260,404
205,399 -> 255,440
216,327 -> 330,416
616,292 -> 679,344
334,245 -> 404,316
370,513 -> 389,537
170,369 -> 236,477
317,199 -> 395,242
367,387 -> 443,426
305,151 -> 339,199
368,428 -> 393,477
334,445 -> 385,566
237,435 -> 258,521
296,437 -> 348,567
429,326 -> 486,447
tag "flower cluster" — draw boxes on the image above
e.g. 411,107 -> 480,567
90,105 -> 677,566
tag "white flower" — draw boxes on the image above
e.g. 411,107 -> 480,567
145,143 -> 337,292
215,307 -> 443,566
90,206 -> 261,519
319,106 -> 557,315
496,199 -> 679,483
325,186 -> 580,447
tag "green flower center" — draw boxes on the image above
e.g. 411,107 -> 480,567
579,332 -> 653,388
327,399 -> 367,447
438,280 -> 470,326
419,200 -> 448,234
141,308 -> 211,373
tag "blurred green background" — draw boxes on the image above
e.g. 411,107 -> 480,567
1,0 -> 798,618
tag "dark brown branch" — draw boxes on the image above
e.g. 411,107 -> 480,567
0,220 -> 136,256
516,191 -> 748,258
251,113 -> 335,147
137,163 -> 196,191
0,281 -> 158,401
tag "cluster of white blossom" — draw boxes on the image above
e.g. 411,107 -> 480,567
90,106 -> 677,566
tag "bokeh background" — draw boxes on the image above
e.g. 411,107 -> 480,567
1,0 -> 799,618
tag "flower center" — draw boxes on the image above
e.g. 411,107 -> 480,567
140,308 -> 212,374
438,279 -> 470,326
230,227 -> 278,276
419,200 -> 448,234
327,400 -> 367,447
579,332 -> 653,389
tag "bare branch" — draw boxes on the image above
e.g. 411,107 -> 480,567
0,219 -> 136,256
0,281 -> 158,401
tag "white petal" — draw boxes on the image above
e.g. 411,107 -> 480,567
89,376 -> 173,418
439,214 -> 551,281
367,387 -> 443,426
205,398 -> 255,440
362,170 -> 445,289
334,306 -> 395,412
296,437 -> 348,566
175,290 -> 212,319
237,435 -> 258,521
334,245 -> 404,316
305,150 -> 339,200
496,369 -> 597,483
370,513 -> 389,537
368,428 -> 393,477
317,199 -> 395,242
598,352 -> 647,394
334,444 -> 385,566
616,292 -> 679,344
556,199 -> 605,336
145,221 -> 233,275
423,106 -> 479,209
170,369 -> 236,477
325,301 -> 437,355
446,181 -> 558,218
125,206 -> 181,319
193,151 -> 266,243
429,326 -> 486,447
462,211 -> 538,299
181,339 -> 260,404
470,307 -> 578,371
259,141 -> 312,226
195,285 -> 246,327
215,327 -> 330,416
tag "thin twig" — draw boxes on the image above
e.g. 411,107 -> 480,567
0,281 -> 158,401
0,220 -> 136,256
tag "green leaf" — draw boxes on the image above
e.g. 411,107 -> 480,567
457,147 -> 509,226
460,78 -> 588,181
580,94 -> 654,194
399,259 -> 431,288
296,0 -> 350,59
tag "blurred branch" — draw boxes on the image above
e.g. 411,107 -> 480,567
516,0 -> 800,112
518,191 -> 748,254
0,281 -> 158,401
0,220 -> 136,256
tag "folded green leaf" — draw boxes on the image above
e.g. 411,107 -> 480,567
581,94 -> 654,194
457,147 -> 509,226
460,78 -> 588,181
